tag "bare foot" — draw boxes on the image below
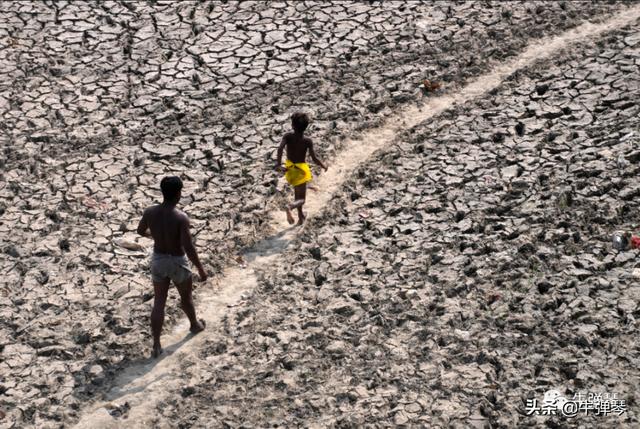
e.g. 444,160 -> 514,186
285,208 -> 295,225
296,215 -> 306,226
152,344 -> 163,358
190,319 -> 206,334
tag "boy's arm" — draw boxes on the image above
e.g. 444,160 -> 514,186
275,136 -> 287,171
180,214 -> 207,281
136,208 -> 151,237
308,139 -> 327,171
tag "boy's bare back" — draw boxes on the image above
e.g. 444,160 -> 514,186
283,132 -> 312,164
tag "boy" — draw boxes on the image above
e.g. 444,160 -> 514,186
275,112 -> 327,225
137,176 -> 206,358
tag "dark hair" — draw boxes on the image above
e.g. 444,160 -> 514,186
160,176 -> 183,201
291,112 -> 310,133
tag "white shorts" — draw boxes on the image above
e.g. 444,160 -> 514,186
150,252 -> 192,284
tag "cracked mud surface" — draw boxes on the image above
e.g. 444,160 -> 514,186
0,1 -> 637,427
144,18 -> 640,429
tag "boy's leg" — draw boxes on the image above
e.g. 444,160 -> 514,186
175,277 -> 205,334
151,280 -> 170,358
285,205 -> 295,224
292,183 -> 307,225
286,185 -> 306,225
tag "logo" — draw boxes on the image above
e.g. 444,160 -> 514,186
525,390 -> 627,417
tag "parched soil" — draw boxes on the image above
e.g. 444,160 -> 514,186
150,19 -> 640,429
0,1 -> 638,428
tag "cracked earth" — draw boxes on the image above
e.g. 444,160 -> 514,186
1,1 -> 639,428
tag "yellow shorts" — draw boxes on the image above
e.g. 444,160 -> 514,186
284,160 -> 312,187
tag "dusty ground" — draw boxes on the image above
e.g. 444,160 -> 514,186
133,17 -> 640,429
0,1 -> 639,428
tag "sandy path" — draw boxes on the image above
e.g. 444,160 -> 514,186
73,5 -> 640,427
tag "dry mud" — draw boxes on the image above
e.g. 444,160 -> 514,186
123,15 -> 640,429
0,1 -> 638,428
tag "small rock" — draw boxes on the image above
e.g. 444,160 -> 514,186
4,244 -> 20,258
309,247 -> 322,260
328,299 -> 356,317
535,83 -> 549,95
325,340 -> 347,357
74,331 -> 91,345
559,363 -> 577,380
405,402 -> 422,413
36,270 -> 49,285
89,365 -> 104,378
58,238 -> 70,251
463,264 -> 477,277
314,267 -> 327,286
181,386 -> 196,397
107,402 -> 130,418
537,281 -> 552,294
113,238 -> 145,251
394,411 -> 409,425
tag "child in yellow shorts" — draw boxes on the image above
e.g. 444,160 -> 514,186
275,112 -> 327,225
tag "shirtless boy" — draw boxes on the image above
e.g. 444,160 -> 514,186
137,176 -> 206,358
275,112 -> 327,225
